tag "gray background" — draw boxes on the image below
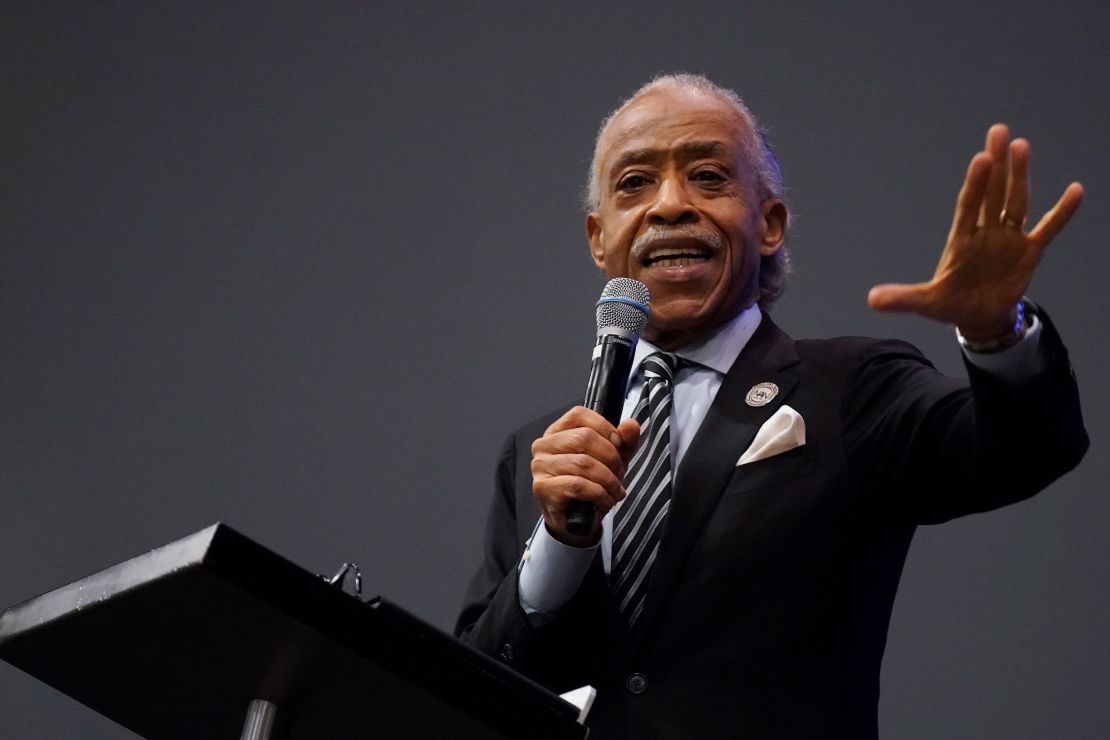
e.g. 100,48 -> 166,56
2,1 -> 1107,737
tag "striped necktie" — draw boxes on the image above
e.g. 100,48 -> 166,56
610,351 -> 680,627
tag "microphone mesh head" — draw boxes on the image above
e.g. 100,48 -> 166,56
596,278 -> 651,336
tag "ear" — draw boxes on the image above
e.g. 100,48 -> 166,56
757,198 -> 788,257
586,211 -> 607,269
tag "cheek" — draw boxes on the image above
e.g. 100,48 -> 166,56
605,229 -> 638,270
728,245 -> 761,301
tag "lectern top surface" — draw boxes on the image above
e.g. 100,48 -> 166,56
0,523 -> 586,740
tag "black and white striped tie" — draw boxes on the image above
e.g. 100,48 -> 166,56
611,351 -> 680,627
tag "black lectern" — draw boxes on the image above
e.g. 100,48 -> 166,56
0,524 -> 587,739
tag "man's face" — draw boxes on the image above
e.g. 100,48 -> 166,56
586,88 -> 785,349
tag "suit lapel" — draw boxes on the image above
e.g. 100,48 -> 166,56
631,315 -> 801,648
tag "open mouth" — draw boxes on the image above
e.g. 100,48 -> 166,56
640,246 -> 713,267
632,226 -> 722,270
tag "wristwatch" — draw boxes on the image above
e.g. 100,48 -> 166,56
956,299 -> 1029,354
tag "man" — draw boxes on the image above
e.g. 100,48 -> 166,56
456,74 -> 1087,738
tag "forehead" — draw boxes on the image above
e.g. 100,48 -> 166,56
596,89 -> 752,172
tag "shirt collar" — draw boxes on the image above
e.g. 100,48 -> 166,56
630,304 -> 763,378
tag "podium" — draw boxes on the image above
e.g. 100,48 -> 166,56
0,524 -> 588,739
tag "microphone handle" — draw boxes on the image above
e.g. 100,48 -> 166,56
566,334 -> 635,536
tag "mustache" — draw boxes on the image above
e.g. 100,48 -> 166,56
630,225 -> 724,260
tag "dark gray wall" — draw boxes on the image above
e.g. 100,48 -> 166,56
2,2 -> 1107,737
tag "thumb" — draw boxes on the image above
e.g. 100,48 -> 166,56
868,283 -> 931,314
616,418 -> 641,465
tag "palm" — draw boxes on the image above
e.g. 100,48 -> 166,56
869,124 -> 1083,340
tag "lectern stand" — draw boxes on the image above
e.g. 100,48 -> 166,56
0,524 -> 587,739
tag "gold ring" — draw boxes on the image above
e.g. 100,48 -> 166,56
1000,210 -> 1025,229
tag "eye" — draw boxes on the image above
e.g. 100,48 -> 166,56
691,168 -> 726,184
617,172 -> 652,191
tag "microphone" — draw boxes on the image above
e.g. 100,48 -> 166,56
565,278 -> 651,536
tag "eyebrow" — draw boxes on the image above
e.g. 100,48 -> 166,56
609,141 -> 731,177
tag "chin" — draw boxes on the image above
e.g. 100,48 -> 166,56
650,298 -> 722,329
645,314 -> 713,345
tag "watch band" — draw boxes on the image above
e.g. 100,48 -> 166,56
957,300 -> 1028,354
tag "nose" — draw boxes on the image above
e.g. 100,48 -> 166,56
646,174 -> 698,225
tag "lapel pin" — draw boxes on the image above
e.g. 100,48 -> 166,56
745,382 -> 779,407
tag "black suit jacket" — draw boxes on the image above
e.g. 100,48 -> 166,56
456,310 -> 1087,739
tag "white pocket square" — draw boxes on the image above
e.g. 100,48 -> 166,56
736,404 -> 805,466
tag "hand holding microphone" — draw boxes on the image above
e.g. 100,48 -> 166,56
530,279 -> 651,544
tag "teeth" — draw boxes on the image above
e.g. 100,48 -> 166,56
653,257 -> 701,267
646,249 -> 709,266
648,247 -> 688,259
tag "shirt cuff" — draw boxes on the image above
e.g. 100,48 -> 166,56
518,517 -> 598,622
959,312 -> 1046,385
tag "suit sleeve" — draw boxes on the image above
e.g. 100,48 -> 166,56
842,303 -> 1088,524
454,432 -> 599,691
457,426 -> 617,692
454,434 -> 536,662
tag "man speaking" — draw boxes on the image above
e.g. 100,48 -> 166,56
456,74 -> 1087,738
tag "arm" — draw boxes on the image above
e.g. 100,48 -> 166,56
455,412 -> 634,690
858,124 -> 1087,519
843,303 -> 1087,524
455,435 -> 536,664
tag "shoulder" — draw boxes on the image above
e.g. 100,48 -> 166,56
792,335 -> 935,374
756,314 -> 934,376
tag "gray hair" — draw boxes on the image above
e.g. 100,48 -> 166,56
585,73 -> 791,309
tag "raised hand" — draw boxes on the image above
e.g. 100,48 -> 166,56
868,124 -> 1083,341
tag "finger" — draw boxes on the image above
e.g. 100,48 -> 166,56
951,152 -> 993,236
615,418 -> 641,466
533,474 -> 620,515
534,453 -> 626,503
533,426 -> 625,476
980,123 -> 1010,224
1028,182 -> 1084,249
868,283 -> 932,314
1002,138 -> 1030,228
544,405 -> 621,447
